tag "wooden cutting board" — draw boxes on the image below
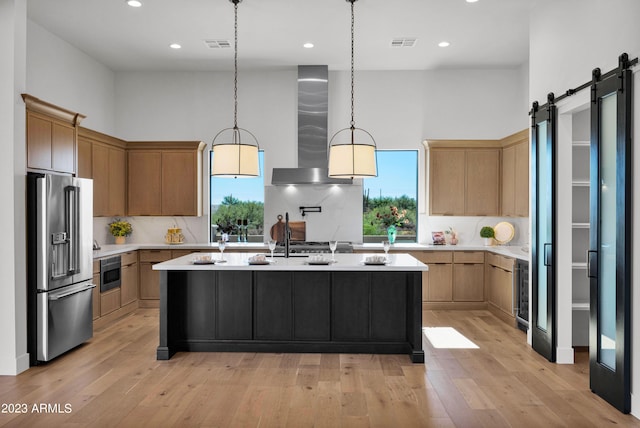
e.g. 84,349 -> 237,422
269,215 -> 306,242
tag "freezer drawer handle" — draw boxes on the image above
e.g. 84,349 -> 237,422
49,284 -> 96,301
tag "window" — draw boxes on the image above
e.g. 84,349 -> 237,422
363,150 -> 418,242
209,151 -> 264,242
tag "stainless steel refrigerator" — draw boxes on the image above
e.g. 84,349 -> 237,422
27,173 -> 95,364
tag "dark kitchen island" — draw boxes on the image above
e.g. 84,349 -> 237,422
153,253 -> 427,363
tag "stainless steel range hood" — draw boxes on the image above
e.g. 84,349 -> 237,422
271,65 -> 352,185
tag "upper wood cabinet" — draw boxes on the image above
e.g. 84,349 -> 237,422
77,127 -> 127,217
23,94 -> 85,174
127,141 -> 205,216
429,150 -> 465,215
501,130 -> 529,217
426,130 -> 529,217
427,141 -> 501,216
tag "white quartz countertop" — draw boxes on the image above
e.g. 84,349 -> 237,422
94,242 -> 529,261
152,252 -> 428,272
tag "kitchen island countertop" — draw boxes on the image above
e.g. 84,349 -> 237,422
152,252 -> 428,272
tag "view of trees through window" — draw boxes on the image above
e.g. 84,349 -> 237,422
209,151 -> 264,242
363,151 -> 418,242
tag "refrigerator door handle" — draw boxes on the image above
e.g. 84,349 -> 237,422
66,185 -> 80,274
48,283 -> 96,301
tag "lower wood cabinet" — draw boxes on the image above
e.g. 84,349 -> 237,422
452,251 -> 485,302
139,250 -> 173,301
486,253 -> 515,318
93,251 -> 139,328
100,289 -> 121,317
120,251 -> 138,306
422,252 -> 453,302
92,261 -> 100,321
139,249 -> 199,304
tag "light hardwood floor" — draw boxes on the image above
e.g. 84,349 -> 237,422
1,309 -> 638,427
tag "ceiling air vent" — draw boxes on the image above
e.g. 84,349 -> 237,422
204,39 -> 232,49
391,38 -> 417,48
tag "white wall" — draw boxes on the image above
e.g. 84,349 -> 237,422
423,68 -> 529,139
530,0 -> 640,416
113,68 -> 525,243
26,20 -> 116,135
0,0 -> 28,376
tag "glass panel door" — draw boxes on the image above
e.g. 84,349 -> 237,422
588,62 -> 632,413
597,93 -> 616,370
531,101 -> 556,362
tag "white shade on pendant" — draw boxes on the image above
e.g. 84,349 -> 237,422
328,142 -> 377,178
211,142 -> 259,177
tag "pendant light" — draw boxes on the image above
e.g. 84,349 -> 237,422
328,0 -> 377,179
211,0 -> 260,178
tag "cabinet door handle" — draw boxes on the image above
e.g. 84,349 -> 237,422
587,250 -> 597,279
543,243 -> 552,267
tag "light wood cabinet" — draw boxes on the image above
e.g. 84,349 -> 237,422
120,251 -> 138,306
466,149 -> 500,215
138,250 -> 173,301
486,253 -> 515,318
514,139 -> 530,216
427,143 -> 500,216
127,151 -> 162,215
92,261 -> 100,321
100,289 -> 121,317
421,252 -> 453,302
127,141 -> 204,216
77,127 -> 127,217
138,249 -> 200,304
23,94 -> 85,174
429,150 -> 465,215
501,130 -> 529,217
452,251 -> 485,301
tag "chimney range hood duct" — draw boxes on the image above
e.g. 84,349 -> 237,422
271,65 -> 353,185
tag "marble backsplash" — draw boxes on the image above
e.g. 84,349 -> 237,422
419,215 -> 529,248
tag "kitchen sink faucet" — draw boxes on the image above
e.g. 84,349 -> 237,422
284,212 -> 291,258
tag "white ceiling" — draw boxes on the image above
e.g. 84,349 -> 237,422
27,0 -> 539,72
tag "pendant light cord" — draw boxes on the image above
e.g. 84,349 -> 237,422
233,0 -> 239,130
350,0 -> 355,131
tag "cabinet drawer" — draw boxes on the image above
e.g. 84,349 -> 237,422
453,251 -> 484,264
171,249 -> 198,258
486,253 -> 514,272
121,250 -> 138,266
422,251 -> 453,264
100,288 -> 121,316
139,249 -> 172,262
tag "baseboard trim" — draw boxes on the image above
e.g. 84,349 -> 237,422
422,301 -> 488,311
138,299 -> 160,309
94,300 -> 139,331
556,346 -> 575,364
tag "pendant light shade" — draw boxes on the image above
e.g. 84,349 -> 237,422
328,0 -> 377,179
211,0 -> 260,178
211,128 -> 259,177
328,128 -> 377,178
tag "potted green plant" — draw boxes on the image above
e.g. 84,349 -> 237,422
109,219 -> 132,244
480,226 -> 495,246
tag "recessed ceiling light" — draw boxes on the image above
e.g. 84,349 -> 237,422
303,42 -> 314,49
466,0 -> 479,3
169,43 -> 181,49
438,41 -> 450,48
126,0 -> 142,7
